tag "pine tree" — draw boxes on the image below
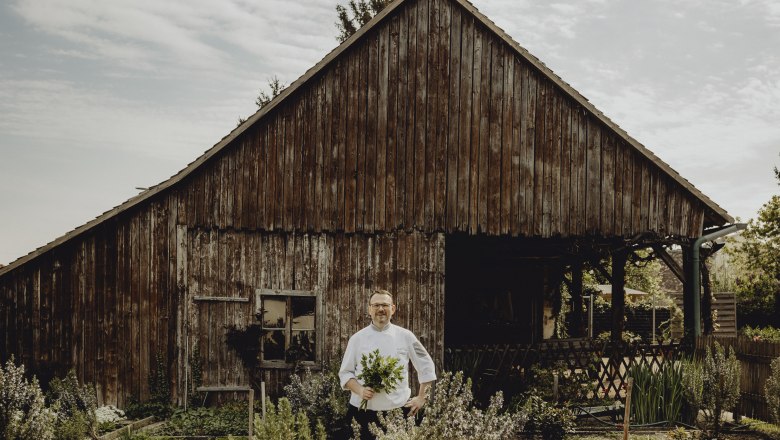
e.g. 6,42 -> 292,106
335,0 -> 392,42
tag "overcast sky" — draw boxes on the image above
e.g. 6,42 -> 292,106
1,0 -> 778,265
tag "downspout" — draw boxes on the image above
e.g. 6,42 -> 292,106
691,223 -> 747,336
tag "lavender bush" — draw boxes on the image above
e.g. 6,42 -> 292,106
367,371 -> 526,440
683,341 -> 740,439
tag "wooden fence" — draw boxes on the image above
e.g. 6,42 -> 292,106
696,335 -> 780,421
444,339 -> 683,402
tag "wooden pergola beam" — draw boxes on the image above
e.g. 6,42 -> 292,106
652,244 -> 685,284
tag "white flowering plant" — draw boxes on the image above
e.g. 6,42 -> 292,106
0,356 -> 56,440
356,350 -> 404,410
95,405 -> 125,424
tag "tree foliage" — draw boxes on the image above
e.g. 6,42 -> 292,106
256,76 -> 287,109
583,249 -> 663,297
238,76 -> 287,127
728,162 -> 780,327
335,0 -> 391,43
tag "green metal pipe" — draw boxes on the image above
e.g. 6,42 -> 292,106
691,223 -> 747,336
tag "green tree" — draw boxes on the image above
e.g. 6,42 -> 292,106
238,76 -> 287,127
728,163 -> 780,327
256,76 -> 287,109
583,249 -> 663,297
335,0 -> 391,43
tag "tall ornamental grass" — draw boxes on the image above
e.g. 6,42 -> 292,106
628,362 -> 685,425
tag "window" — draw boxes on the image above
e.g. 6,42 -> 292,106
255,288 -> 320,367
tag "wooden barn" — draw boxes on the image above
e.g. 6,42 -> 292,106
0,0 -> 733,406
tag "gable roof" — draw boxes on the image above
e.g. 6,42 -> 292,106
0,0 -> 733,277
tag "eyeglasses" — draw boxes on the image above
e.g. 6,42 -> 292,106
370,303 -> 393,310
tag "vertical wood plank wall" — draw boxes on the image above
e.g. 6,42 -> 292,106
178,0 -> 706,239
0,225 -> 444,405
183,229 -> 443,398
1,0 -> 715,407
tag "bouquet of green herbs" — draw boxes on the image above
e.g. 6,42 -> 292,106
356,349 -> 404,410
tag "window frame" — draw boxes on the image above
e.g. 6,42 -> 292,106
254,288 -> 323,369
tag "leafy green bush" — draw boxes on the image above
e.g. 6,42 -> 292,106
47,369 -> 99,439
125,352 -> 172,420
370,371 -> 526,440
0,356 -> 57,440
522,394 -> 575,440
160,401 -> 249,436
252,397 -> 324,440
596,330 -> 642,345
682,342 -> 740,439
742,325 -> 780,342
665,426 -> 694,440
522,362 -> 598,405
766,357 -> 780,424
628,362 -> 685,424
284,367 -> 347,436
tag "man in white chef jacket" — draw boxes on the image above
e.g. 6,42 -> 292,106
339,289 -> 437,439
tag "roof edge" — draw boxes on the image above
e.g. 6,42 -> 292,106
0,0 -> 410,278
0,0 -> 733,278
453,0 -> 733,225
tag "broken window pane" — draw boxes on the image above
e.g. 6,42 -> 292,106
290,330 -> 315,362
262,297 -> 287,329
263,330 -> 285,361
291,296 -> 316,330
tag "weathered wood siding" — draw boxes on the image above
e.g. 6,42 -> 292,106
0,199 -> 181,406
0,222 -> 443,405
182,0 -> 705,239
1,0 -> 716,408
182,229 -> 443,398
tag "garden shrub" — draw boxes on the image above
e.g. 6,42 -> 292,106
48,369 -> 98,439
766,357 -> 780,424
742,325 -> 780,342
94,405 -> 126,434
628,362 -> 685,424
521,394 -> 575,440
284,367 -> 347,436
368,371 -> 526,440
160,401 -> 249,436
595,330 -> 642,345
0,356 -> 57,440
523,362 -> 598,405
125,351 -> 172,420
665,426 -> 694,440
682,342 -> 740,439
252,397 -> 324,440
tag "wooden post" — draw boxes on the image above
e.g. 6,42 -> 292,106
682,245 -> 696,344
623,377 -> 633,440
611,249 -> 627,344
261,381 -> 267,421
248,388 -> 254,440
570,260 -> 585,337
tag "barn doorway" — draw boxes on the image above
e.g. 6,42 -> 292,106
444,235 -> 550,347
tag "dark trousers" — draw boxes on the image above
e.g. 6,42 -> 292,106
343,404 -> 421,440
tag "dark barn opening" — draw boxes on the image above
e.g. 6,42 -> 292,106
445,235 -> 552,347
